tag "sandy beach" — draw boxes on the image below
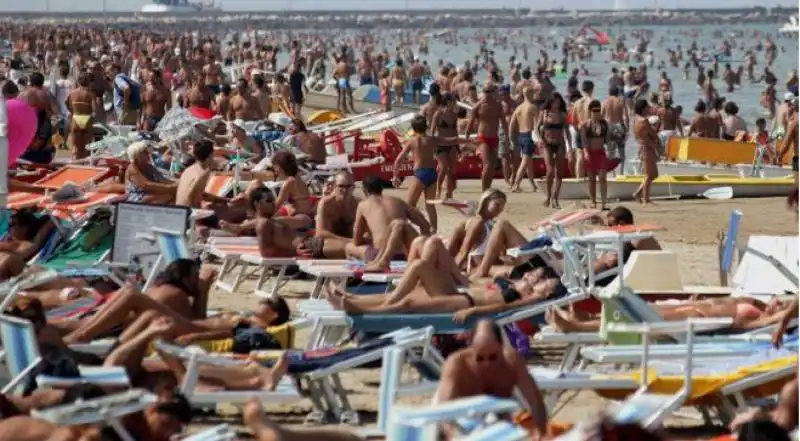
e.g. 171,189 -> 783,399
190,178 -> 798,438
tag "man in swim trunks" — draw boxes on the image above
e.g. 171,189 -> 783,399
436,320 -> 548,439
333,51 -> 355,113
602,85 -> 630,174
175,140 -> 232,228
251,188 -> 308,258
287,118 -> 327,164
466,85 -> 510,191
777,99 -> 798,206
308,172 -> 359,259
185,73 -> 214,111
509,86 -> 540,192
347,176 -> 431,271
409,57 -> 425,105
141,69 -> 170,132
202,54 -> 223,95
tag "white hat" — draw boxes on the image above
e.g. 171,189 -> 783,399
784,92 -> 796,102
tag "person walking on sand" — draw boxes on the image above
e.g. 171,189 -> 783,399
633,99 -> 660,205
393,115 -> 470,233
465,85 -> 510,192
508,86 -> 540,192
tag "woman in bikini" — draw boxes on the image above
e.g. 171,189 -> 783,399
546,296 -> 795,333
580,100 -> 610,209
393,115 -> 468,234
65,72 -> 96,160
271,151 -> 314,230
325,236 -> 563,315
0,210 -> 55,281
378,68 -> 392,112
537,93 -> 571,208
447,189 -> 506,269
632,99 -> 660,205
431,93 -> 461,200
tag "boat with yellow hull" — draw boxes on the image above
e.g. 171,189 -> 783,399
554,174 -> 795,200
664,136 -> 788,166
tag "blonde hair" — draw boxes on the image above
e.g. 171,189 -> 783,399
126,141 -> 151,161
477,188 -> 506,217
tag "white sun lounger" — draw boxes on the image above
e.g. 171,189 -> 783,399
31,389 -> 157,441
0,314 -> 130,395
204,237 -> 296,297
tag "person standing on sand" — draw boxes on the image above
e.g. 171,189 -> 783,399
509,86 -> 540,192
776,100 -> 798,209
465,85 -> 510,192
436,320 -> 548,440
333,50 -> 355,113
602,85 -> 630,175
633,99 -> 660,205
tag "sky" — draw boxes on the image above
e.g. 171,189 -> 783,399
0,0 -> 793,12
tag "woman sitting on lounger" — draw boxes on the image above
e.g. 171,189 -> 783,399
0,210 -> 55,281
545,296 -> 795,332
125,141 -> 178,204
447,188 -> 507,269
271,150 -> 314,229
60,259 -> 213,344
325,236 -> 565,314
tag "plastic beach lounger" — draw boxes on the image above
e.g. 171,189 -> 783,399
33,165 -> 112,189
7,192 -> 46,210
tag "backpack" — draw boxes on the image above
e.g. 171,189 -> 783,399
115,75 -> 142,110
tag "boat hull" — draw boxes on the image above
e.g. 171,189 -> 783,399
553,175 -> 795,200
627,160 -> 793,179
665,136 -> 789,166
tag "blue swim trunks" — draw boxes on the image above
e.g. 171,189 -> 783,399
414,167 -> 438,188
338,79 -> 351,89
517,132 -> 536,157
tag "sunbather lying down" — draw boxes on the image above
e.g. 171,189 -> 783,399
545,296 -> 795,332
244,400 -> 361,441
105,317 -> 291,393
325,236 -> 566,314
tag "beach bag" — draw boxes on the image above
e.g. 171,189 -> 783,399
22,344 -> 80,396
232,325 -> 282,353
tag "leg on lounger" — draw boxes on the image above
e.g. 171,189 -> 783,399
472,219 -> 528,278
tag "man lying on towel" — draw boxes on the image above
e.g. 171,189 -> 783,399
346,176 -> 431,271
437,320 -> 548,440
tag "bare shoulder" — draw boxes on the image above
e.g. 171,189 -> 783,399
442,350 -> 469,371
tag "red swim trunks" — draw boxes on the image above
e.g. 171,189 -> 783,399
476,133 -> 500,150
583,148 -> 609,174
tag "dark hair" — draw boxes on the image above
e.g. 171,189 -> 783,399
154,259 -> 200,297
609,85 -> 620,97
248,187 -> 275,210
271,151 -> 299,176
463,70 -> 473,82
428,83 -> 443,106
260,295 -> 291,325
59,384 -> 107,407
521,68 -> 531,80
724,101 -> 739,115
544,93 -> 567,113
581,80 -> 594,94
411,114 -> 428,134
29,72 -> 45,87
609,206 -> 634,225
221,84 -> 232,95
588,99 -> 601,111
59,64 -> 70,78
694,100 -> 707,113
291,118 -> 307,133
737,420 -> 791,441
568,90 -> 582,103
362,175 -> 384,195
2,80 -> 19,99
77,72 -> 92,87
756,117 -> 767,126
634,99 -> 650,116
155,392 -> 193,424
712,97 -> 725,110
253,75 -> 266,88
193,139 -> 214,162
11,209 -> 45,240
8,298 -> 46,331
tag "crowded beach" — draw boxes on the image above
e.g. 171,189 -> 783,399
0,16 -> 797,441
